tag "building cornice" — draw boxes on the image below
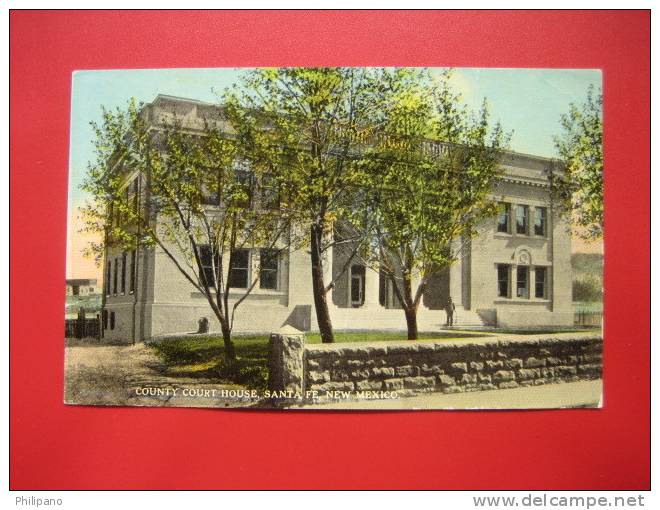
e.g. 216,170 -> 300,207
497,176 -> 550,189
144,94 -> 561,188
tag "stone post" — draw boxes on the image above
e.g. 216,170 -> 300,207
268,325 -> 305,396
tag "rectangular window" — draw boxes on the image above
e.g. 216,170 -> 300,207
102,309 -> 108,330
516,205 -> 529,235
497,264 -> 510,298
130,250 -> 136,294
259,249 -> 279,290
260,174 -> 280,210
350,265 -> 366,307
233,160 -> 253,208
106,263 -> 111,296
201,188 -> 221,205
379,269 -> 387,307
517,266 -> 529,299
201,169 -> 221,205
199,245 -> 221,288
228,249 -> 250,288
121,252 -> 127,294
112,258 -> 118,295
535,267 -> 547,299
497,203 -> 510,233
534,207 -> 547,236
110,311 -> 115,330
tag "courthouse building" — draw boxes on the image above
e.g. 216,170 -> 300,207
101,95 -> 573,343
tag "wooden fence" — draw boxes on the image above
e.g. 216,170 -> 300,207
574,310 -> 603,327
65,316 -> 101,339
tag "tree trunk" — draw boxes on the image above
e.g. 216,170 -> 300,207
402,273 -> 418,340
220,322 -> 236,364
404,306 -> 418,340
310,223 -> 334,343
208,299 -> 237,363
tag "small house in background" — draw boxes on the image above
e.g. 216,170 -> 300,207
66,278 -> 99,297
65,278 -> 102,320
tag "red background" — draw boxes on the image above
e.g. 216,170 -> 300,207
10,10 -> 650,490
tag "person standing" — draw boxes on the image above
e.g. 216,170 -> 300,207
444,297 -> 456,327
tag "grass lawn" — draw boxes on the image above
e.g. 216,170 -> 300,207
304,330 -> 480,343
148,330 -> 483,390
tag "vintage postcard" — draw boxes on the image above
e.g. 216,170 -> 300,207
64,67 -> 603,410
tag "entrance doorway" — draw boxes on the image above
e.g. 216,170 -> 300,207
350,265 -> 365,307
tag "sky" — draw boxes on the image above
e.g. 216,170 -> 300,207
66,67 -> 602,280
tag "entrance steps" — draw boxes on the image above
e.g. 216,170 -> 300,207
325,304 -> 487,331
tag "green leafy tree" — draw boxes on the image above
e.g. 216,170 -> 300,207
360,69 -> 509,339
573,276 -> 603,302
225,68 -> 379,343
571,253 -> 603,303
81,99 -> 290,361
553,86 -> 603,241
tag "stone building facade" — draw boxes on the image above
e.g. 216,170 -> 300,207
101,95 -> 573,343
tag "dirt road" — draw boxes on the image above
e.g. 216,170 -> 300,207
64,342 -> 256,408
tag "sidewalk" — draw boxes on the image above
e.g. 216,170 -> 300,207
300,380 -> 602,410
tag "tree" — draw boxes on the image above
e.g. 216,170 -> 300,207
553,86 -> 603,241
81,99 -> 290,362
360,69 -> 509,339
225,68 -> 379,343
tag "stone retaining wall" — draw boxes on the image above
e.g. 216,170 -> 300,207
268,330 -> 602,400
